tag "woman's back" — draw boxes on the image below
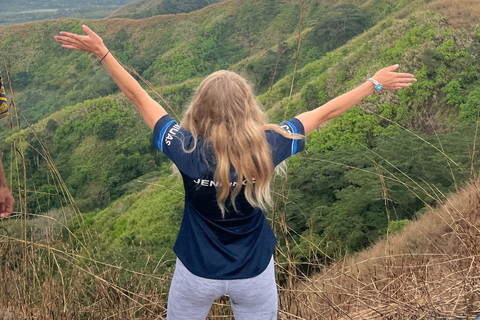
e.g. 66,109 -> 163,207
152,113 -> 305,279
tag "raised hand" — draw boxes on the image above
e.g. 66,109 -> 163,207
55,24 -> 167,129
54,25 -> 108,59
371,65 -> 417,90
295,64 -> 417,133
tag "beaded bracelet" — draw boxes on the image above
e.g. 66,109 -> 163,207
368,78 -> 383,91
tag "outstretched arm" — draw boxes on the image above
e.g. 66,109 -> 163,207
295,65 -> 416,134
54,25 -> 166,130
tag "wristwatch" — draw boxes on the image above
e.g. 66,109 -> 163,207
368,78 -> 383,91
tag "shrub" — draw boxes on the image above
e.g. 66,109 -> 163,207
46,118 -> 58,132
442,79 -> 464,107
459,87 -> 480,123
389,219 -> 409,234
95,119 -> 118,141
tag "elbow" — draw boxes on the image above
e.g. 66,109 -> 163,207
323,111 -> 339,123
130,91 -> 150,110
317,113 -> 333,126
128,94 -> 141,108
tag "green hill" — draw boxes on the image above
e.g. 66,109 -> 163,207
1,0 -> 480,257
0,0 -> 480,318
108,0 -> 225,19
0,0 -> 478,264
0,0 -> 417,126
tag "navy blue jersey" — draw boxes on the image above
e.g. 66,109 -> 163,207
152,114 -> 305,279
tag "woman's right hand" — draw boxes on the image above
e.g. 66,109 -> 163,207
54,25 -> 108,59
371,65 -> 416,90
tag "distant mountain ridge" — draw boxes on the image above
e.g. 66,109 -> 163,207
108,0 -> 225,19
0,0 -> 137,25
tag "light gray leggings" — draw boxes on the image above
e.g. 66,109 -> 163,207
167,257 -> 278,320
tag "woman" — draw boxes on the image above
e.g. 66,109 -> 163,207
55,25 -> 416,319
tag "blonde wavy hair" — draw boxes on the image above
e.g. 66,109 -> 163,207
181,70 -> 296,215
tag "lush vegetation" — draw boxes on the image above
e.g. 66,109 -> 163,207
108,0 -> 225,19
3,81 -> 198,214
285,125 -> 478,263
0,0 -> 479,318
0,0 -> 414,126
0,0 -> 479,297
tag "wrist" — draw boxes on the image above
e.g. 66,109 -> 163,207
363,80 -> 376,95
368,78 -> 383,91
95,46 -> 109,60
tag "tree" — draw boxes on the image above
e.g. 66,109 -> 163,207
459,87 -> 480,123
11,71 -> 30,90
46,119 -> 58,132
95,119 -> 118,141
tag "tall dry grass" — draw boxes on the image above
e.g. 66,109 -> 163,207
279,179 -> 480,319
427,0 -> 480,28
0,62 -> 173,319
2,176 -> 479,319
0,236 -> 171,319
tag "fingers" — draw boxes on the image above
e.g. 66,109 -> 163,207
2,203 -> 13,216
55,36 -> 79,46
394,73 -> 415,78
55,36 -> 79,47
59,31 -> 82,39
54,36 -> 70,44
396,83 -> 413,88
388,83 -> 413,90
55,38 -> 79,50
55,35 -> 87,44
385,64 -> 400,72
82,25 -> 96,38
375,65 -> 417,91
59,25 -> 98,41
56,26 -> 103,54
397,78 -> 417,82
55,36 -> 86,51
58,32 -> 90,46
0,212 -> 12,219
0,201 -> 12,218
62,44 -> 79,50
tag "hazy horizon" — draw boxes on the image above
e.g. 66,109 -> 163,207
0,0 -> 139,25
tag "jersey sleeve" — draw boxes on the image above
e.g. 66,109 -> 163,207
152,114 -> 203,176
267,117 -> 306,167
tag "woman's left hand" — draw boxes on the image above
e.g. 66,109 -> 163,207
372,65 -> 417,90
54,25 -> 108,59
